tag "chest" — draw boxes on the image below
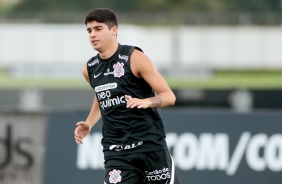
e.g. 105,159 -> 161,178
90,60 -> 134,96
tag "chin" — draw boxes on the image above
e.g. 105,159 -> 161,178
92,45 -> 100,51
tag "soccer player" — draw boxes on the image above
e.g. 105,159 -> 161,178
74,8 -> 179,184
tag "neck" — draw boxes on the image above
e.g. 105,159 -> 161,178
99,42 -> 119,59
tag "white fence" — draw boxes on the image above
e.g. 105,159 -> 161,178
1,24 -> 282,71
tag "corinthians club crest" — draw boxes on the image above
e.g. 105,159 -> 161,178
109,169 -> 122,183
113,62 -> 124,78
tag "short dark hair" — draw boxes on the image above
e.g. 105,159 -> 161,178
84,8 -> 118,29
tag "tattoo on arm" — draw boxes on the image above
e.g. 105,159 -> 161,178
150,96 -> 163,107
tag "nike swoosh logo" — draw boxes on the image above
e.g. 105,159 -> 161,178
94,73 -> 102,78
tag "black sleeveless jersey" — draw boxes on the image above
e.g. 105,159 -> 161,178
86,44 -> 168,157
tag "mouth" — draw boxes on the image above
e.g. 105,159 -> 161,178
91,40 -> 98,45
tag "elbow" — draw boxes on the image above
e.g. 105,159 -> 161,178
172,95 -> 176,106
158,90 -> 176,107
169,93 -> 176,106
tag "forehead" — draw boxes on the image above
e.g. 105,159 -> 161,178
86,21 -> 107,28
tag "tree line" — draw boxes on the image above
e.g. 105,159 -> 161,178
11,0 -> 281,13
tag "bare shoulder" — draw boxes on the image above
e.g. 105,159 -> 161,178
130,48 -> 156,78
131,48 -> 151,64
130,48 -> 174,101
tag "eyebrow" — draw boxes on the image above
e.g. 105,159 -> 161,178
87,25 -> 103,30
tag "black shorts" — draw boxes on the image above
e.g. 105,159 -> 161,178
104,150 -> 179,184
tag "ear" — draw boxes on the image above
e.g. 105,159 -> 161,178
112,26 -> 118,36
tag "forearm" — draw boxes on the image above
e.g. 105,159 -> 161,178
85,111 -> 101,128
148,91 -> 176,108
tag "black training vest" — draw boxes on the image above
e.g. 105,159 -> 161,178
87,44 -> 168,157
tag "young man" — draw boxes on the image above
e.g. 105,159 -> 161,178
74,8 -> 179,184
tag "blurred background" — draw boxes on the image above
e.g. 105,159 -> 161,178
1,1 -> 282,184
0,0 -> 282,111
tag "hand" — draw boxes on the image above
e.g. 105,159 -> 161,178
125,95 -> 151,109
74,121 -> 91,144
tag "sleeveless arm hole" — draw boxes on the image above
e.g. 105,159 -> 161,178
86,62 -> 93,84
128,46 -> 143,79
85,54 -> 99,85
134,46 -> 143,53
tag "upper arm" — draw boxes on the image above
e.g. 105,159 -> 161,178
86,95 -> 101,127
83,65 -> 101,126
82,65 -> 90,83
130,49 -> 172,95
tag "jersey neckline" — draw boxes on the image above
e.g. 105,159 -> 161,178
97,44 -> 122,62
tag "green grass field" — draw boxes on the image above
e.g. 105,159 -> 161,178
0,69 -> 282,89
166,70 -> 282,89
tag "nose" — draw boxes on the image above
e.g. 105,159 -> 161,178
89,30 -> 96,37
